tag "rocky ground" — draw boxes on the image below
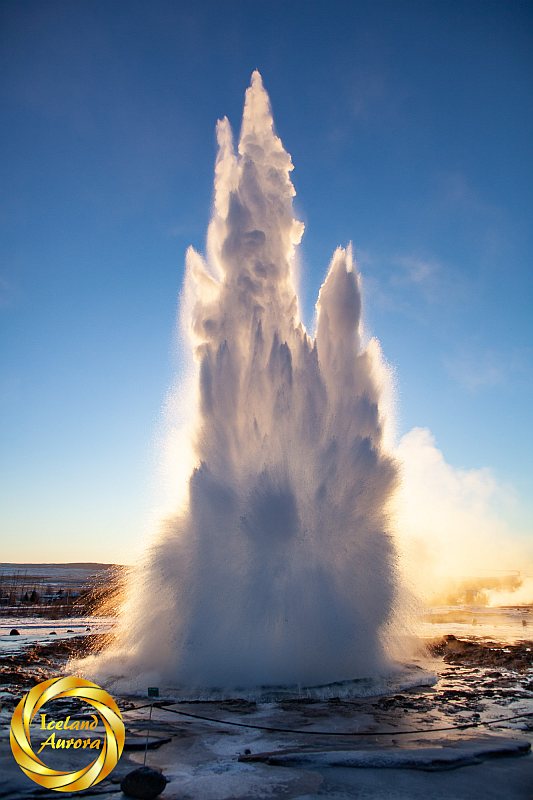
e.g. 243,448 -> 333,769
428,634 -> 533,671
0,634 -> 532,799
0,633 -> 108,694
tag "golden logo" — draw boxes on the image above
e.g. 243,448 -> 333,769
10,676 -> 125,792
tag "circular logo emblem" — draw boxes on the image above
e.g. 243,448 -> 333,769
10,676 -> 125,792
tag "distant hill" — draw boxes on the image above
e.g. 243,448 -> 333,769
0,563 -> 127,616
0,562 -> 121,570
0,563 -> 124,587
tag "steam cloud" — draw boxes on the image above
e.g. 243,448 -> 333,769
83,72 -> 403,693
396,427 -> 533,607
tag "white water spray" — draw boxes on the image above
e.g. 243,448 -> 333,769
83,72 -> 403,694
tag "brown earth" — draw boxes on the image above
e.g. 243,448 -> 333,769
427,634 -> 533,671
0,634 -> 109,700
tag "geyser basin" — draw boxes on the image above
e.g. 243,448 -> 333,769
78,72 -> 407,696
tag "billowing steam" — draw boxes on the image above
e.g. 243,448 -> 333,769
396,427 -> 533,607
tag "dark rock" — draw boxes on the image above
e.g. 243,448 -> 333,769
120,766 -> 167,799
9,629 -> 20,636
50,632 -> 57,635
124,735 -> 171,751
67,629 -> 75,633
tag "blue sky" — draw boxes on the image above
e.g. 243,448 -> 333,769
1,0 -> 532,562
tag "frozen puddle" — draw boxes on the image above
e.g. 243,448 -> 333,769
239,736 -> 531,770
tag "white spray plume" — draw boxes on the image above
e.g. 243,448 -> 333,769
78,72 -> 404,694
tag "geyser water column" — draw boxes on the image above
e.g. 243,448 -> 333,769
88,72 -> 401,693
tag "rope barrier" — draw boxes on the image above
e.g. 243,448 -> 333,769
123,701 -> 533,738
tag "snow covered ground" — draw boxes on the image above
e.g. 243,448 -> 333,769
0,616 -> 113,654
3,697 -> 531,799
1,650 -> 532,799
0,584 -> 531,798
419,605 -> 533,643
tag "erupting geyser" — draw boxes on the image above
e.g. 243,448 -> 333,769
83,72 -> 404,694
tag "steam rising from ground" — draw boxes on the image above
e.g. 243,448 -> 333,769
82,72 -> 404,693
396,428 -> 533,607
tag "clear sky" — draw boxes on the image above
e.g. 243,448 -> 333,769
1,0 -> 532,563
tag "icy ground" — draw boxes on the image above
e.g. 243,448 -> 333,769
0,616 -> 113,654
1,650 -> 532,800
